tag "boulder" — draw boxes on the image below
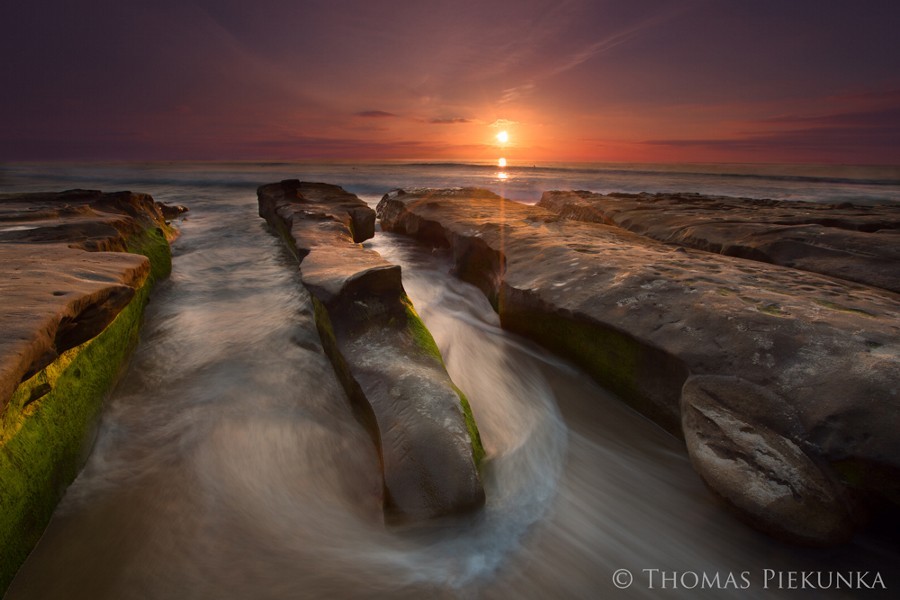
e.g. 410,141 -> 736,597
537,191 -> 900,293
159,203 -> 189,220
258,180 -> 484,522
378,187 -> 900,544
681,375 -> 857,545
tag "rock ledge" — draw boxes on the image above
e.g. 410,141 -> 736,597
378,187 -> 900,545
258,180 -> 484,522
0,189 -> 176,592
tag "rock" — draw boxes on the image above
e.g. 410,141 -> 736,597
159,203 -> 189,220
0,189 -> 174,593
378,187 -> 900,544
0,244 -> 147,407
0,189 -> 174,253
681,375 -> 856,545
0,190 -> 176,416
258,180 -> 484,522
537,191 -> 900,293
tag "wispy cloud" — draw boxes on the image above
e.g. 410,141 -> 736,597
756,106 -> 900,128
498,3 -> 694,105
490,119 -> 519,129
240,135 -> 490,159
499,82 -> 536,105
642,100 -> 900,160
355,110 -> 397,118
429,117 -> 470,124
549,14 -> 670,77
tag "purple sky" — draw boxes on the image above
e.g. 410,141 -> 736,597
2,0 -> 899,164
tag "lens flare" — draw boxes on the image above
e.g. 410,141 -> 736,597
498,157 -> 507,168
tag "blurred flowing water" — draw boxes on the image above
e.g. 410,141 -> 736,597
2,163 -> 899,598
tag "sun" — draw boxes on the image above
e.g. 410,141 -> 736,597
496,130 -> 509,144
498,157 -> 507,168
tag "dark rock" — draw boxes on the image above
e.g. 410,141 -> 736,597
537,190 -> 900,293
378,187 -> 900,544
681,375 -> 856,545
159,203 -> 189,220
258,180 -> 484,522
25,382 -> 52,406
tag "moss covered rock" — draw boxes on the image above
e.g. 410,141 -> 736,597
258,180 -> 484,522
0,189 -> 177,592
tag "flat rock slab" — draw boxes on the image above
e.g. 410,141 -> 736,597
258,180 -> 483,522
378,188 -> 900,544
0,190 -> 178,418
0,189 -> 179,252
538,191 -> 900,293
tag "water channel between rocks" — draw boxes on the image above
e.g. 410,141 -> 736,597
5,182 -> 899,599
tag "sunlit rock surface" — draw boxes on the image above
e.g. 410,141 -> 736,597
258,180 -> 484,521
377,187 -> 900,545
0,190 -> 178,417
538,190 -> 900,293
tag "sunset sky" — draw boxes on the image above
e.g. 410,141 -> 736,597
3,0 -> 899,164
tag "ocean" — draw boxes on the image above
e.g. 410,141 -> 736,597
2,160 -> 899,206
2,161 -> 899,599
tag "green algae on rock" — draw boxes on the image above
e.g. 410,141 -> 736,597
0,190 -> 178,592
0,278 -> 152,589
258,180 -> 484,522
401,297 -> 485,466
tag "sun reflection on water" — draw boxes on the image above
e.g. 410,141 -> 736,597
497,157 -> 509,180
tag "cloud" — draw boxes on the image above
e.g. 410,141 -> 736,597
490,119 -> 519,129
238,135 -> 489,160
355,110 -> 397,118
640,101 -> 900,162
549,3 -> 695,78
494,3 -> 694,106
756,106 -> 900,129
642,128 -> 900,162
499,82 -> 536,105
644,127 -> 899,150
832,88 -> 900,104
429,117 -> 470,124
